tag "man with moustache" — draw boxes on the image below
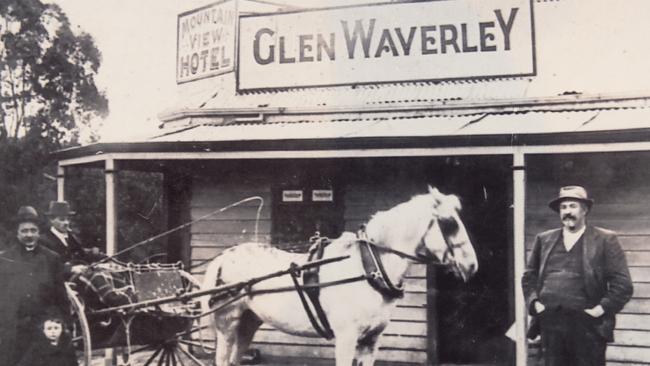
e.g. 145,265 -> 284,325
40,200 -> 105,278
522,186 -> 633,366
0,206 -> 66,365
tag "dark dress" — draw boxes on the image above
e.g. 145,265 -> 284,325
16,332 -> 78,366
0,243 -> 66,365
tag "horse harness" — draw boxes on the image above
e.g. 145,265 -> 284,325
289,234 -> 337,339
290,224 -> 451,340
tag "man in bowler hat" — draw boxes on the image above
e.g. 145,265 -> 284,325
40,201 -> 105,278
0,206 -> 66,365
522,186 -> 633,365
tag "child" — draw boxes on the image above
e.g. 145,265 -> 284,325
16,311 -> 78,366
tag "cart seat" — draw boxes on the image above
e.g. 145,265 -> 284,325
73,261 -> 199,317
131,269 -> 198,315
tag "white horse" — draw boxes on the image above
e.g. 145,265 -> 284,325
200,186 -> 478,366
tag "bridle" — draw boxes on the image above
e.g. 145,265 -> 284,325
359,213 -> 466,268
436,215 -> 468,266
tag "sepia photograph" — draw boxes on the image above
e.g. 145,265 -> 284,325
0,0 -> 648,365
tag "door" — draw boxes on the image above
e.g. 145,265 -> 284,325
272,183 -> 344,251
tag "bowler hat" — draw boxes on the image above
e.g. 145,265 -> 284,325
548,185 -> 594,212
45,201 -> 76,216
16,205 -> 40,225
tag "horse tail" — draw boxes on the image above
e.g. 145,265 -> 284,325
199,254 -> 225,349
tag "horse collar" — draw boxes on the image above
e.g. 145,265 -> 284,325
358,239 -> 405,300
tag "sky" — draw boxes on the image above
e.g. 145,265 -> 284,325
51,0 -> 650,143
52,0 -> 366,142
53,0 -> 181,142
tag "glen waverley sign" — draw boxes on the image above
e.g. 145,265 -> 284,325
238,0 -> 535,90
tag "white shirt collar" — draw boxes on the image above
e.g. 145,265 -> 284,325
50,227 -> 69,246
563,226 -> 586,251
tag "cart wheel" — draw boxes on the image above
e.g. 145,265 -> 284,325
133,340 -> 208,366
65,282 -> 92,366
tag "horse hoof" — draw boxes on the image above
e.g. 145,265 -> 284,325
240,348 -> 261,365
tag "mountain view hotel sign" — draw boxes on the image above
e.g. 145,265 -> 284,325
238,0 -> 535,90
177,0 -> 237,83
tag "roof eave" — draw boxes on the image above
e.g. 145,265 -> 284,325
53,127 -> 650,164
158,92 -> 650,124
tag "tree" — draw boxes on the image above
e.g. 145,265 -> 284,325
0,0 -> 108,144
0,0 -> 109,245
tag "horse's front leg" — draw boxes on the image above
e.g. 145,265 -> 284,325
354,334 -> 381,366
214,328 -> 237,366
334,330 -> 358,366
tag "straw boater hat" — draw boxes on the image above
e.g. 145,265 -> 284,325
15,205 -> 40,226
548,185 -> 594,212
45,201 -> 76,217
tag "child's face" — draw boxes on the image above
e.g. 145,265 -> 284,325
43,320 -> 63,344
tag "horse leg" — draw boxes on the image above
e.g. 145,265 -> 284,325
353,332 -> 381,366
334,331 -> 358,366
214,329 -> 230,366
234,310 -> 263,362
213,308 -> 244,366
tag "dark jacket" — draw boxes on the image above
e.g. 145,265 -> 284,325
522,226 -> 633,341
40,229 -> 105,276
0,243 -> 67,365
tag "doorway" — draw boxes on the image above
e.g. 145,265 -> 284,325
430,156 -> 514,365
271,161 -> 344,251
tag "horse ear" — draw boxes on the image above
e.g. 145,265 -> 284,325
428,185 -> 439,195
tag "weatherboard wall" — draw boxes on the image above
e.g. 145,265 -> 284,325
187,167 -> 428,364
525,153 -> 650,366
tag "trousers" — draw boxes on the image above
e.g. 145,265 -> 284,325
539,308 -> 607,366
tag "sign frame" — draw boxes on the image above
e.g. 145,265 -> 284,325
312,189 -> 334,202
237,0 -> 536,91
282,190 -> 304,202
176,0 -> 238,84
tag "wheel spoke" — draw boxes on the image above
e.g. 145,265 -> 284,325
170,348 -> 178,366
175,324 -> 211,338
131,344 -> 155,355
157,348 -> 168,366
176,343 -> 206,366
142,347 -> 164,366
164,348 -> 172,366
173,349 -> 186,366
177,339 -> 216,351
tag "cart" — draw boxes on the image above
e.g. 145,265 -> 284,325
65,255 -> 350,366
65,260 -> 210,366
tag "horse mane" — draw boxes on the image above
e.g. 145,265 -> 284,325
364,188 -> 461,246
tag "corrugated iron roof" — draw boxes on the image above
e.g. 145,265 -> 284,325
148,108 -> 650,143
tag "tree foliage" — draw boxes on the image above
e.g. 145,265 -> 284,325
0,0 -> 108,144
64,168 -> 166,263
0,0 -> 109,245
0,1 -> 166,261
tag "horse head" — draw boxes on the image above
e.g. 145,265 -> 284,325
419,186 -> 478,282
364,186 -> 478,282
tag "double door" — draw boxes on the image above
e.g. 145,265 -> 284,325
271,185 -> 344,251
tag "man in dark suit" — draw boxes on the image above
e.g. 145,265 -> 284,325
40,201 -> 105,278
0,206 -> 66,365
522,186 -> 633,366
